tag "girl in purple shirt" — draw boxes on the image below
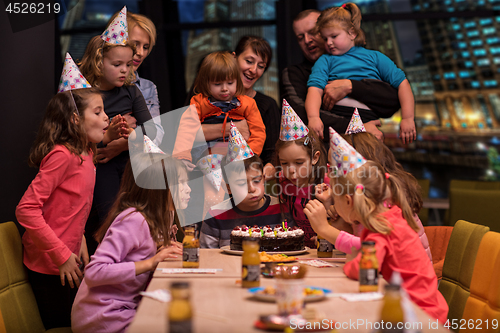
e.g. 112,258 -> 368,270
71,154 -> 190,333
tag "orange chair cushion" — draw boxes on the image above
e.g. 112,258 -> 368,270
461,231 -> 500,332
424,226 -> 453,279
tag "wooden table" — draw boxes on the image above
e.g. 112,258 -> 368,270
128,249 -> 449,333
154,248 -> 347,278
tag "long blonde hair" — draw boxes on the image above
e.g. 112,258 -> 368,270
79,35 -> 137,88
331,160 -> 418,235
316,3 -> 366,47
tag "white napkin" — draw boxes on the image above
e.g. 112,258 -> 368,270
332,292 -> 383,302
139,289 -> 171,303
298,259 -> 338,268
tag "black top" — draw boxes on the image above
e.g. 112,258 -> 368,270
281,60 -> 401,139
254,91 -> 280,165
101,85 -> 156,140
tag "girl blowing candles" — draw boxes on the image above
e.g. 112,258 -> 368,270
305,3 -> 416,143
304,128 -> 448,323
71,153 -> 188,333
79,7 -> 156,255
275,100 -> 326,248
15,55 -> 127,328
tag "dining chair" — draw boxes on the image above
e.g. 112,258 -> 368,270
447,180 -> 500,231
0,221 -> 72,333
460,231 -> 500,332
0,308 -> 6,333
424,226 -> 453,280
417,178 -> 430,226
438,220 -> 490,331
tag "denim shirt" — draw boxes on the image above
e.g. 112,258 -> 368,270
134,71 -> 164,145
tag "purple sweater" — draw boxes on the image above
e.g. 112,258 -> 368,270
71,208 -> 155,333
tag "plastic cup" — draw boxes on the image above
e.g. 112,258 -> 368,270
275,279 -> 304,316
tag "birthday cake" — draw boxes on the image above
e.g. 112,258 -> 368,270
230,225 -> 305,252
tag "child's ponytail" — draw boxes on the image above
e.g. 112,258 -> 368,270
343,3 -> 365,47
385,173 -> 419,232
332,160 -> 418,235
353,184 -> 392,235
316,3 -> 366,47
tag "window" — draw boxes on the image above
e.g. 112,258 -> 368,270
477,58 -> 491,66
473,49 -> 487,56
484,80 -> 498,87
444,72 -> 456,79
470,40 -> 483,47
464,21 -> 477,29
483,27 -> 496,35
177,0 -> 278,102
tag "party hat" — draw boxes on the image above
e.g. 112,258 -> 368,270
57,53 -> 91,93
345,108 -> 366,134
101,6 -> 128,44
197,154 -> 224,190
144,135 -> 165,154
279,99 -> 309,141
226,122 -> 254,162
329,127 -> 366,176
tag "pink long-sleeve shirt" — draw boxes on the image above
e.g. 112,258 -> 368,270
343,206 -> 448,324
71,208 -> 156,333
16,145 -> 95,275
335,214 -> 433,263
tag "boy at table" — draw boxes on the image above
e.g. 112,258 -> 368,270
200,125 -> 287,248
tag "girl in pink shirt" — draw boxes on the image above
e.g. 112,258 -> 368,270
71,154 -> 188,333
305,160 -> 448,323
16,87 -> 128,329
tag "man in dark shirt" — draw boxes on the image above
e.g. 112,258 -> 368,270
281,9 -> 401,141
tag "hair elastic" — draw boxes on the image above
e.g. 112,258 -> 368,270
341,3 -> 347,8
385,172 -> 390,179
355,184 -> 364,193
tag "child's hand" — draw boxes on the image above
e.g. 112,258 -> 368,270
399,118 -> 416,144
314,183 -> 333,206
364,119 -> 383,141
105,115 -> 129,143
151,244 -> 183,270
345,246 -> 360,263
181,159 -> 196,172
263,163 -> 276,181
304,199 -> 329,234
123,113 -> 137,129
58,253 -> 83,288
307,117 -> 324,140
326,205 -> 339,221
79,235 -> 89,269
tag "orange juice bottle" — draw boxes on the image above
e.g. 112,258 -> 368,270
242,238 -> 260,288
379,284 -> 405,332
182,226 -> 199,268
359,241 -> 379,292
168,282 -> 192,333
317,234 -> 334,258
